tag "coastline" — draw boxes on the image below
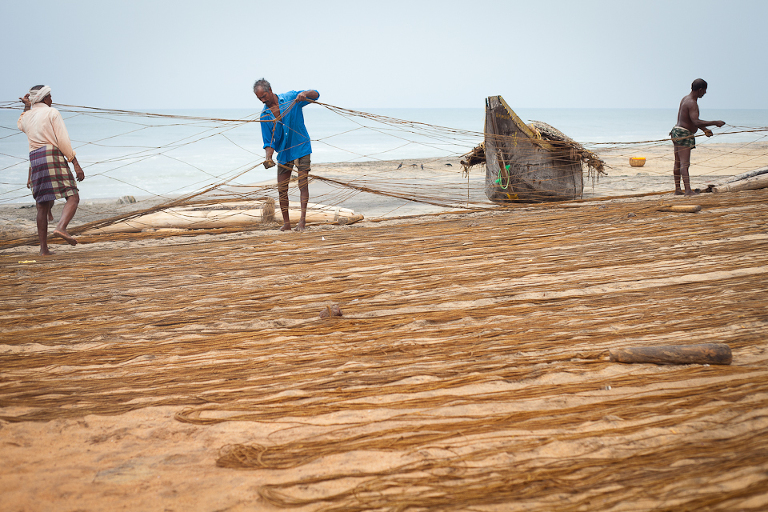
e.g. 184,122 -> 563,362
2,141 -> 767,246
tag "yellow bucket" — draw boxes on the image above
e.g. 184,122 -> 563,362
629,157 -> 646,167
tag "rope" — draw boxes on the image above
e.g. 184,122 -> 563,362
1,189 -> 767,510
2,100 -> 768,245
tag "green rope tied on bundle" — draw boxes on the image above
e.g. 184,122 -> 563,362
495,164 -> 511,190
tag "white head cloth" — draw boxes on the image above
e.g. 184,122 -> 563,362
29,86 -> 51,105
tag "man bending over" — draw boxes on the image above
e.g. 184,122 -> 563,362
254,78 -> 319,232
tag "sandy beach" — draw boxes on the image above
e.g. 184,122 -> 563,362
1,143 -> 768,511
2,141 -> 767,241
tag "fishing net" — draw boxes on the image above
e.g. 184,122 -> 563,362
1,187 -> 767,510
2,98 -> 768,509
2,99 -> 767,250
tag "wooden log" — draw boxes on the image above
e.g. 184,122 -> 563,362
83,208 -> 271,234
719,165 -> 768,185
85,207 -> 364,234
288,201 -> 355,215
337,213 -> 364,225
82,198 -> 363,235
286,211 -> 364,225
609,343 -> 732,365
713,173 -> 768,193
657,205 -> 702,213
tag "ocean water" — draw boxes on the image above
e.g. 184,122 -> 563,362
1,106 -> 766,202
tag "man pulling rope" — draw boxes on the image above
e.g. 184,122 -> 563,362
671,78 -> 725,196
254,78 -> 319,232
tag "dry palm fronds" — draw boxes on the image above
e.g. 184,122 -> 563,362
528,120 -> 606,177
460,142 -> 486,170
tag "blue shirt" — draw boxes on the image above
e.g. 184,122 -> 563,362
260,90 -> 319,165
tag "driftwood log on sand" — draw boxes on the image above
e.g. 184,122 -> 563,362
83,200 -> 363,234
657,205 -> 702,213
609,343 -> 732,365
713,173 -> 768,193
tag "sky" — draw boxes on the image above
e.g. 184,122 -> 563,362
1,0 -> 766,110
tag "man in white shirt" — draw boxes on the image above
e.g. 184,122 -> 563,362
18,85 -> 84,255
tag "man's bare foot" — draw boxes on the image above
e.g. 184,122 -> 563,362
40,248 -> 54,256
47,211 -> 54,222
674,189 -> 684,195
52,229 -> 78,246
294,221 -> 306,232
279,222 -> 292,231
684,190 -> 700,197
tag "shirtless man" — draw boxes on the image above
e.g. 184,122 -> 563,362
670,78 -> 725,196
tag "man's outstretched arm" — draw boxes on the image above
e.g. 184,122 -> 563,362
689,104 -> 725,131
296,90 -> 319,102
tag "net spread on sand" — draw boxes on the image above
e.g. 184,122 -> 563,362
2,188 -> 768,510
2,101 -> 768,509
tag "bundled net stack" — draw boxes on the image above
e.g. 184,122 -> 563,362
461,120 -> 606,180
527,119 -> 606,178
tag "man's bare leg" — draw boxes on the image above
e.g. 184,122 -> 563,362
674,146 -> 699,196
47,202 -> 54,222
676,146 -> 698,196
53,194 -> 79,245
277,169 -> 292,231
36,200 -> 54,255
295,169 -> 309,232
673,146 -> 683,195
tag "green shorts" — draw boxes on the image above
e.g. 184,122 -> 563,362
277,154 -> 311,175
670,126 -> 695,149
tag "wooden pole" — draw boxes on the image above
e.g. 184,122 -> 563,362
713,173 -> 768,193
657,205 -> 702,213
609,343 -> 732,365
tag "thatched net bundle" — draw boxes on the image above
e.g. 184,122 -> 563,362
528,120 -> 606,177
461,121 -> 606,180
459,141 -> 486,169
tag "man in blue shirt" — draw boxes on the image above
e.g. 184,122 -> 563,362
254,78 -> 320,231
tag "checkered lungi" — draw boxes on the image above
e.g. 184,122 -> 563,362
29,145 -> 78,203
